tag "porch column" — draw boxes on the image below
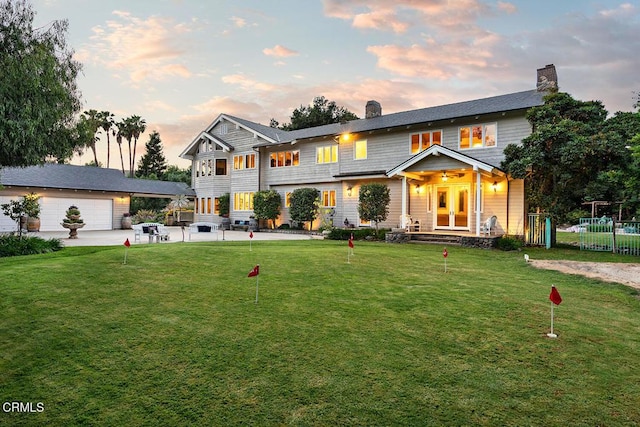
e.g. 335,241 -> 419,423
475,168 -> 482,236
401,175 -> 408,228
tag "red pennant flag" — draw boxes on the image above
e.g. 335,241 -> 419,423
549,285 -> 562,305
348,238 -> 354,248
124,238 -> 131,247
248,265 -> 259,277
249,231 -> 253,239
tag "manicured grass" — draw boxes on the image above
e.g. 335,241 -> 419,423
1,240 -> 639,426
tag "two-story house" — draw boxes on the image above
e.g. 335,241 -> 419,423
180,64 -> 558,236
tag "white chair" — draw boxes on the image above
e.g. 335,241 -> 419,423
480,215 -> 497,236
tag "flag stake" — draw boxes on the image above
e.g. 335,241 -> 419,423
123,238 -> 131,264
547,301 -> 557,338
547,285 -> 562,338
255,275 -> 259,304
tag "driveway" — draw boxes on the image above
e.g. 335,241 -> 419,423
31,226 -> 317,247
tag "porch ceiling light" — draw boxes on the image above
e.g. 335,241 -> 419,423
441,171 -> 448,182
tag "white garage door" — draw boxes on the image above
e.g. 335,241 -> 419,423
41,197 -> 113,231
0,196 -> 19,232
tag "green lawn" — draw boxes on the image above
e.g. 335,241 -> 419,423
1,240 -> 639,426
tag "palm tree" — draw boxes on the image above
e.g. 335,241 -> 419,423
128,115 -> 146,177
82,109 -> 101,166
115,120 -> 129,175
97,111 -> 115,168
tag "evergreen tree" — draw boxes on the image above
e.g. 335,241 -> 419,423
136,131 -> 167,179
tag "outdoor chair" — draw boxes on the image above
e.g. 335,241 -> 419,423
480,215 -> 497,236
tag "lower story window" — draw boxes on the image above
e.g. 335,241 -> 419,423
234,192 -> 254,211
322,190 -> 336,207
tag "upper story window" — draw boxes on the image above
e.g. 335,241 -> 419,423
215,159 -> 227,175
233,155 -> 243,170
411,130 -> 442,154
354,139 -> 367,160
316,145 -> 338,164
270,150 -> 299,168
459,123 -> 497,149
234,154 -> 256,170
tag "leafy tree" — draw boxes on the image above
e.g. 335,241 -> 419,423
252,190 -> 281,229
136,131 -> 167,179
358,183 -> 390,231
501,92 -> 628,222
289,187 -> 319,230
1,197 -> 26,236
272,96 -> 358,131
165,165 -> 192,185
0,0 -> 83,166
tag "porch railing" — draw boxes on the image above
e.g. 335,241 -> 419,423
526,213 -> 551,248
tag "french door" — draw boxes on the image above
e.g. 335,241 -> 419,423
435,184 -> 470,230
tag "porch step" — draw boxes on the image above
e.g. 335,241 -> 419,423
408,234 -> 462,245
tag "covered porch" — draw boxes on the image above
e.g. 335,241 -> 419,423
387,145 -> 524,237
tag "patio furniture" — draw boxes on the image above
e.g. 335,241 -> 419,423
188,222 -> 219,240
133,222 -> 170,242
480,215 -> 497,236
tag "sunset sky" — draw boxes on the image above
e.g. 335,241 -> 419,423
31,0 -> 640,168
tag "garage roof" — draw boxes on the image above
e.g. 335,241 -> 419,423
0,164 -> 195,197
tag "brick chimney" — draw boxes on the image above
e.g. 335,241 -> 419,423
536,64 -> 558,91
365,100 -> 382,119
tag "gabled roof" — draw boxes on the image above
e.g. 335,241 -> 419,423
387,144 -> 504,178
0,164 -> 195,197
181,89 -> 545,154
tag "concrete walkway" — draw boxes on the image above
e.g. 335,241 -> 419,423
30,226 -> 318,247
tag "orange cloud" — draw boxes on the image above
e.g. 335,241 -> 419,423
263,45 -> 299,57
78,10 -> 194,84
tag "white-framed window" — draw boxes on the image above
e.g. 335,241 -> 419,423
316,145 -> 338,164
207,159 -> 212,176
234,192 -> 254,211
359,218 -> 371,227
459,123 -> 497,149
321,190 -> 336,207
270,150 -> 300,167
245,153 -> 256,169
214,197 -> 220,214
233,155 -> 244,170
354,140 -> 367,160
410,130 -> 442,154
215,159 -> 227,175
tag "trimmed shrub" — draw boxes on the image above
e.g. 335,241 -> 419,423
496,235 -> 523,251
0,235 -> 64,257
327,228 -> 389,241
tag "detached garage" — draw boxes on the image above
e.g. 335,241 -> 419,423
0,164 -> 195,232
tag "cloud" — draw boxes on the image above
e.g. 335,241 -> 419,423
231,16 -> 247,28
322,0 -> 490,33
77,10 -> 195,84
263,44 -> 299,57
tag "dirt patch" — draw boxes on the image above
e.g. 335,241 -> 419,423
529,260 -> 640,290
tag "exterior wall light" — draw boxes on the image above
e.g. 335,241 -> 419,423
347,186 -> 353,197
492,181 -> 498,193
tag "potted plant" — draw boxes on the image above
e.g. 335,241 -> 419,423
23,193 -> 41,232
121,212 -> 132,229
218,193 -> 231,230
61,205 -> 85,239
